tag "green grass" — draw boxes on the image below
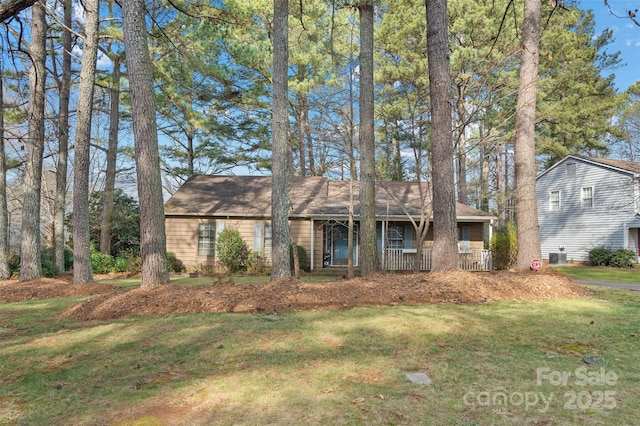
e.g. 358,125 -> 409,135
1,279 -> 639,425
553,265 -> 640,284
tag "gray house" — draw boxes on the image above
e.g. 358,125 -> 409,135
536,155 -> 640,264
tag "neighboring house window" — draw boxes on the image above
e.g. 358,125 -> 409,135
458,226 -> 471,253
198,223 -> 215,256
581,187 -> 593,208
566,162 -> 576,177
550,190 -> 560,211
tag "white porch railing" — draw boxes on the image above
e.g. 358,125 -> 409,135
381,249 -> 492,271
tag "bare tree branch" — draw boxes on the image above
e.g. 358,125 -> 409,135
0,0 -> 37,23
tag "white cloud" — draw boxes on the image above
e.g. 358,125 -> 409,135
97,51 -> 113,70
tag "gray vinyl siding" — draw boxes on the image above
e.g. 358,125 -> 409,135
537,158 -> 640,262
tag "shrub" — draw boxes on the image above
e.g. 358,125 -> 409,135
91,251 -> 113,274
112,257 -> 131,273
41,252 -> 59,277
166,252 -> 185,273
8,252 -> 60,277
64,247 -> 74,271
491,221 -> 517,270
8,254 -> 20,277
590,246 -> 636,268
246,251 -> 267,274
588,246 -> 611,266
290,245 -> 309,272
215,228 -> 248,273
610,249 -> 636,268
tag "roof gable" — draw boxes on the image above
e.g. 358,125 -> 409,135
538,155 -> 640,180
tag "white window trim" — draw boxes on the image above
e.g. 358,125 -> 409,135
550,190 -> 560,211
197,222 -> 216,256
581,186 -> 594,209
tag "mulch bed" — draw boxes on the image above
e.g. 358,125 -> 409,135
0,269 -> 592,321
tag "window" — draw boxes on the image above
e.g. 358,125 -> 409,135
550,190 -> 560,211
264,224 -> 272,257
254,221 -> 272,257
458,226 -> 471,253
197,223 -> 215,256
581,187 -> 593,208
386,225 -> 404,249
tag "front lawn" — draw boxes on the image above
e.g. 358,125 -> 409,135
553,265 -> 640,284
0,280 -> 638,425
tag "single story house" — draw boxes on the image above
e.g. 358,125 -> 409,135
536,155 -> 640,263
164,175 -> 495,271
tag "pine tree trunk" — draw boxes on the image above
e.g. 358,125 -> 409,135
271,0 -> 292,280
481,143 -> 490,212
19,2 -> 46,282
72,0 -> 100,284
297,105 -> 306,176
426,0 -> 458,272
359,1 -> 378,276
303,97 -> 315,176
100,58 -> 121,256
515,0 -> 542,271
0,63 -> 10,279
53,0 -> 72,274
122,0 -> 170,287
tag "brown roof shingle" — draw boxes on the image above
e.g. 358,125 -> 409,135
164,175 -> 494,220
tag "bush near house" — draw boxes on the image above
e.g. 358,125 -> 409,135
166,252 -> 186,273
291,245 -> 310,272
246,251 -> 268,274
490,221 -> 517,270
215,228 -> 249,273
588,246 -> 636,268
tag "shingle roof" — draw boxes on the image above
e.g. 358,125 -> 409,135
589,157 -> 640,174
164,175 -> 494,220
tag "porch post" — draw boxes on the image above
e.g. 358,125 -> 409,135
310,218 -> 314,270
381,220 -> 386,269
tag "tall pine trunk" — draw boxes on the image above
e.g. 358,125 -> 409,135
359,1 -> 378,276
426,0 -> 458,272
122,0 -> 170,287
100,58 -> 121,255
19,2 -> 46,282
72,0 -> 100,284
271,0 -> 292,280
0,63 -> 10,279
53,0 -> 72,274
515,0 -> 542,270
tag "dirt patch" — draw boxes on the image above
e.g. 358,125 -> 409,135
0,270 -> 591,321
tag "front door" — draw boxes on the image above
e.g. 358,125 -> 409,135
326,224 -> 358,266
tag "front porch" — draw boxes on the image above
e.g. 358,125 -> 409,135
381,249 -> 492,272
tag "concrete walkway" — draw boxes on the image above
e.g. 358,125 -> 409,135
574,279 -> 640,291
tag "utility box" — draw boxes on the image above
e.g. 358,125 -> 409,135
549,253 -> 567,265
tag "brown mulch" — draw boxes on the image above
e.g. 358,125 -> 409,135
0,269 -> 592,321
0,276 -> 122,302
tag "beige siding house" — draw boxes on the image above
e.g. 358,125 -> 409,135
164,175 -> 495,271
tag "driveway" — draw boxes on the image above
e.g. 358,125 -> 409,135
574,279 -> 640,291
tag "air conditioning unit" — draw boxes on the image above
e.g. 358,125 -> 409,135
549,253 -> 567,265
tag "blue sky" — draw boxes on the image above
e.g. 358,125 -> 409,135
579,0 -> 640,91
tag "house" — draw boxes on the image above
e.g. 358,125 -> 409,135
536,155 -> 640,264
164,175 -> 495,271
